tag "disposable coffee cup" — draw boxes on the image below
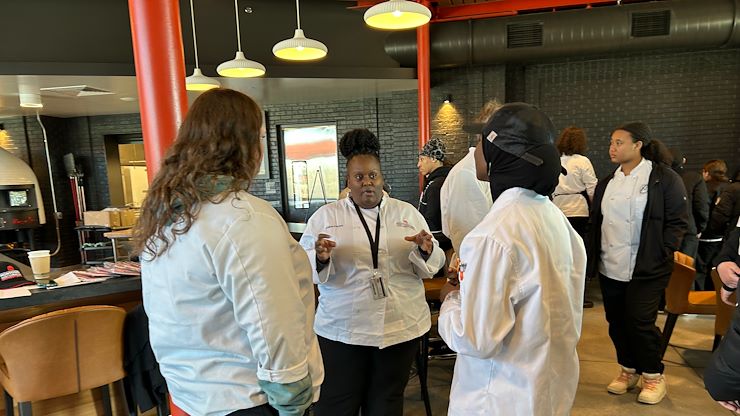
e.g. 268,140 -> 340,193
27,250 -> 51,284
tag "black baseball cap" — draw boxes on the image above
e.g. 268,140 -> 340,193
482,102 -> 558,167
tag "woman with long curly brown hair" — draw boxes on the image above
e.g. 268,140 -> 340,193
134,89 -> 323,416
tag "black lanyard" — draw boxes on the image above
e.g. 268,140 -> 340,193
352,198 -> 381,269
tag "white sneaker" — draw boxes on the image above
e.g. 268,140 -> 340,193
607,366 -> 640,394
638,373 -> 667,404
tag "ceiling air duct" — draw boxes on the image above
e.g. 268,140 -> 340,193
385,0 -> 740,68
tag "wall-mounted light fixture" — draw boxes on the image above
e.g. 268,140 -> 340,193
443,94 -> 452,104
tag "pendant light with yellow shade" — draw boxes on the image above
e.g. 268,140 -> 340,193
272,0 -> 328,61
185,0 -> 220,91
217,0 -> 266,78
364,0 -> 432,30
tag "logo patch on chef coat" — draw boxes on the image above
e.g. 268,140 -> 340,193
395,219 -> 416,230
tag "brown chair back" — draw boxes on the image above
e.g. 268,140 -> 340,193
674,251 -> 695,268
711,269 -> 737,337
0,305 -> 126,402
664,252 -> 697,314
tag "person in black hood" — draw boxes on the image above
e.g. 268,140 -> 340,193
669,147 -> 709,259
437,102 -> 587,416
476,102 -> 563,200
418,138 -> 453,253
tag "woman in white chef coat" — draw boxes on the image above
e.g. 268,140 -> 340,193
437,103 -> 587,416
553,126 -> 598,308
587,122 -> 687,405
300,128 -> 445,416
135,89 -> 322,416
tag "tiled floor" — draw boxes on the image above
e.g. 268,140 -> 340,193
403,282 -> 733,415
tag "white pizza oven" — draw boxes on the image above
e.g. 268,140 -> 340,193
0,146 -> 46,230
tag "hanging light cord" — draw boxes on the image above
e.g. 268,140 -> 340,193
295,0 -> 301,29
36,110 -> 62,257
189,0 -> 200,68
233,0 -> 242,52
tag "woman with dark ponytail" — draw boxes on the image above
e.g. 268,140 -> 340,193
587,121 -> 688,405
300,128 -> 445,416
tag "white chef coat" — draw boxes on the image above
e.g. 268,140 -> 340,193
599,158 -> 653,282
438,187 -> 586,416
142,192 -> 323,416
553,154 -> 598,217
300,197 -> 445,348
440,148 -> 493,254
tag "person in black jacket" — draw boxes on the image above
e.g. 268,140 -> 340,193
704,226 -> 740,413
587,122 -> 688,405
417,138 -> 453,254
669,148 -> 709,259
696,160 -> 731,289
707,182 -> 740,240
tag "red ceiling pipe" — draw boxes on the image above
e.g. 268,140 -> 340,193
417,0 -> 431,191
128,0 -> 189,182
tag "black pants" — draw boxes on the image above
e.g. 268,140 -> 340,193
567,216 -> 589,240
600,273 -> 671,374
227,404 -> 313,416
696,240 -> 723,290
313,336 -> 419,416
227,404 -> 278,416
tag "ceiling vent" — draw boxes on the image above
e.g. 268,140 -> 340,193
631,10 -> 671,37
507,22 -> 544,48
39,85 -> 115,97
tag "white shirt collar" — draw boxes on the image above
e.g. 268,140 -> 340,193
614,157 -> 650,178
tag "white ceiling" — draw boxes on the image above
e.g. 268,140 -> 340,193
0,75 -> 418,119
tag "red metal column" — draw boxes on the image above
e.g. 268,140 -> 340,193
128,0 -> 189,182
417,0 -> 431,190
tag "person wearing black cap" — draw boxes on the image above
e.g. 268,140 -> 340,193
417,138 -> 453,255
437,103 -> 587,416
299,129 -> 445,416
587,122 -> 688,405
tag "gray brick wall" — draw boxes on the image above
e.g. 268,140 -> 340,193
263,91 -> 420,210
524,49 -> 740,178
431,49 -> 740,180
430,65 -> 506,165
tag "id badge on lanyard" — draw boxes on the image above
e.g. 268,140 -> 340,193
353,199 -> 388,300
370,269 -> 387,300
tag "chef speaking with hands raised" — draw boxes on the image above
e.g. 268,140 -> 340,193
300,128 -> 445,416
